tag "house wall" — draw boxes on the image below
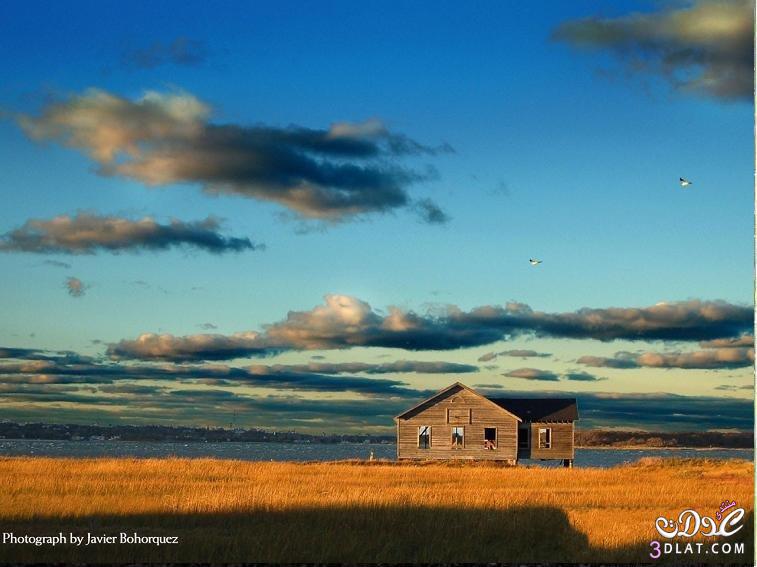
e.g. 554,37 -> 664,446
396,386 -> 518,460
520,422 -> 574,460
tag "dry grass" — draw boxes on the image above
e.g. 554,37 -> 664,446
0,456 -> 752,563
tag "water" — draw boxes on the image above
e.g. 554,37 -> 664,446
0,439 -> 752,467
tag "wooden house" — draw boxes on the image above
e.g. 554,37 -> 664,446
394,382 -> 578,466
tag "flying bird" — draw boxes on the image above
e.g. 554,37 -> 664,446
529,258 -> 542,266
679,177 -> 692,188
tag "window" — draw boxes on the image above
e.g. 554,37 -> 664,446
538,427 -> 552,449
418,426 -> 431,449
484,427 -> 497,449
518,425 -> 530,449
451,426 -> 464,449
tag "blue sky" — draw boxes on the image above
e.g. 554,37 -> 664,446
0,0 -> 753,432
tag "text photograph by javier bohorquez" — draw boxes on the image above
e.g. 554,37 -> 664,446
0,1 -> 754,565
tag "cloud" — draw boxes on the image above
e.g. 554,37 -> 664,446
0,345 -> 751,431
700,335 -> 754,349
563,371 -> 607,382
413,198 -> 450,224
578,346 -> 755,370
1,385 -> 751,432
41,259 -> 71,268
107,294 -> 753,361
0,347 -> 428,399
65,277 -> 87,297
108,331 -> 270,361
479,349 -> 552,361
198,323 -> 218,330
503,368 -> 606,382
248,360 -> 479,375
715,384 -> 754,392
123,37 -> 209,68
0,212 -> 260,255
575,354 -> 640,370
0,385 -> 411,432
574,391 -> 753,431
17,89 -> 451,222
503,368 -> 560,382
552,0 -> 754,101
500,349 -> 551,358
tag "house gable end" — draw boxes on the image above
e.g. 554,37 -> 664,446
395,382 -> 521,422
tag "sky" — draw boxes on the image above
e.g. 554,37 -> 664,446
0,0 -> 753,433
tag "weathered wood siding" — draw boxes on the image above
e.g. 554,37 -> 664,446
520,422 -> 574,460
396,385 -> 518,460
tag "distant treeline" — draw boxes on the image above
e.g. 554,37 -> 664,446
576,429 -> 753,449
0,422 -> 394,444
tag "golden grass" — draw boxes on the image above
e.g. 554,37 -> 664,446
0,456 -> 752,563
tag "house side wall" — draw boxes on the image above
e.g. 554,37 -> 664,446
397,387 -> 517,460
526,422 -> 574,460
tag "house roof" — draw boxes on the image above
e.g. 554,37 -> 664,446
489,398 -> 578,422
394,382 -> 521,422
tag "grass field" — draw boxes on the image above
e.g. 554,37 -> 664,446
0,456 -> 753,563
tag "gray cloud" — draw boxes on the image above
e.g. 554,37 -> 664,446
0,348 -> 428,399
107,294 -> 753,361
503,368 -> 606,383
248,360 -> 479,375
503,368 -> 560,382
0,213 -> 260,255
563,371 -> 607,382
123,37 -> 208,69
552,0 -> 754,101
41,259 -> 72,268
468,388 -> 754,432
17,90 -> 451,222
575,354 -> 640,370
479,349 -> 551,362
65,277 -> 87,297
715,384 -> 754,392
414,198 -> 450,224
1,385 -> 750,432
500,349 -> 552,358
578,346 -> 755,370
0,346 -> 751,431
0,386 -> 410,432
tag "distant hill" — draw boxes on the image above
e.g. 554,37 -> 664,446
576,429 -> 753,449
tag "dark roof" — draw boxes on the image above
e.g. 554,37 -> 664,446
489,398 -> 578,422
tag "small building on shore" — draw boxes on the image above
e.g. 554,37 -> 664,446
394,382 -> 578,466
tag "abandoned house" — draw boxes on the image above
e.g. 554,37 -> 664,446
394,382 -> 578,466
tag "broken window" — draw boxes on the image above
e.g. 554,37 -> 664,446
418,426 -> 431,449
484,427 -> 496,449
451,426 -> 464,449
538,427 -> 552,449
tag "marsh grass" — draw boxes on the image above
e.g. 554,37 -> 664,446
0,457 -> 752,563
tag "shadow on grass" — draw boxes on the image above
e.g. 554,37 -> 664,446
0,506 -> 752,564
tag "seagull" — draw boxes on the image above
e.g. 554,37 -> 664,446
529,258 -> 542,266
679,177 -> 692,188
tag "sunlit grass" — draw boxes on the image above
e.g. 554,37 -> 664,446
0,457 -> 752,563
